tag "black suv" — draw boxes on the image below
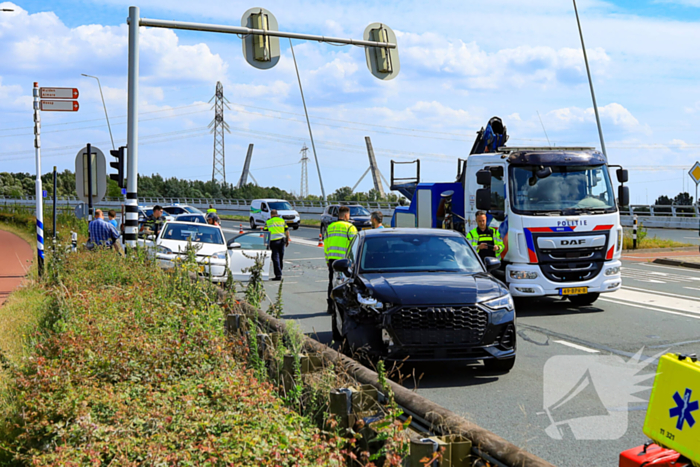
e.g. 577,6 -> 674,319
320,205 -> 372,237
330,228 -> 516,371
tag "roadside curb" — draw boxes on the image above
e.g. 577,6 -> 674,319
652,258 -> 700,270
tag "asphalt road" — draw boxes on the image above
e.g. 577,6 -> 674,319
644,227 -> 700,245
220,221 -> 700,467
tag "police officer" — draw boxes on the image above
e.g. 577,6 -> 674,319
143,205 -> 167,237
265,209 -> 290,281
206,204 -> 217,215
324,205 -> 357,313
466,210 -> 504,261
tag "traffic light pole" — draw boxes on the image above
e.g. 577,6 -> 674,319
124,6 -> 397,247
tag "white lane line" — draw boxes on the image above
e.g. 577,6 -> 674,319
639,263 -> 700,276
649,272 -> 668,276
600,297 -> 700,321
684,287 -> 700,292
622,286 -> 700,302
553,340 -> 600,353
292,238 -> 324,247
315,280 -> 327,283
608,288 -> 700,315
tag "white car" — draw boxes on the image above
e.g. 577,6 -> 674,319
250,199 -> 300,230
140,221 -> 272,282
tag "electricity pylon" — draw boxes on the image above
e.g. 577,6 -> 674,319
208,81 -> 231,184
299,144 -> 309,198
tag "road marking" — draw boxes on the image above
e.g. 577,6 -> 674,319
600,297 -> 700,321
622,286 -> 699,302
684,286 -> 700,292
285,257 -> 326,262
622,267 -> 698,283
608,288 -> 700,315
553,340 -> 600,353
315,280 -> 327,283
639,263 -> 700,276
292,237 -> 324,247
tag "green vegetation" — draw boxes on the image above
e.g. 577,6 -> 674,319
0,247 -> 342,465
623,223 -> 692,249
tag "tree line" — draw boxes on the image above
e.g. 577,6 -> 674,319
0,171 -> 399,202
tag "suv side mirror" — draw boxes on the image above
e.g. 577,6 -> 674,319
227,242 -> 241,249
476,169 -> 492,186
618,185 -> 630,207
616,168 -> 628,183
483,256 -> 500,273
476,188 -> 491,210
333,258 -> 353,276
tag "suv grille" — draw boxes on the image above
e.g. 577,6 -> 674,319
389,306 -> 488,346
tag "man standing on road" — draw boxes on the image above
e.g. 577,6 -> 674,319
207,204 -> 217,215
144,205 -> 167,237
371,211 -> 384,229
324,206 -> 357,313
466,210 -> 503,261
265,209 -> 290,281
88,209 -> 124,256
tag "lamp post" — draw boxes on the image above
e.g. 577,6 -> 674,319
81,74 -> 115,150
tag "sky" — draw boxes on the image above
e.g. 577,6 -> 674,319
1,0 -> 700,204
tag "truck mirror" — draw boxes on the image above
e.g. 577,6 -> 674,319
616,168 -> 628,183
490,166 -> 504,178
618,185 -> 629,207
476,188 -> 491,210
536,166 -> 553,179
476,169 -> 491,186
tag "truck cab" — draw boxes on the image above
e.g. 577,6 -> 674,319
391,129 -> 629,306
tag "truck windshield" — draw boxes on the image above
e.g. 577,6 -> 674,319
510,165 -> 616,214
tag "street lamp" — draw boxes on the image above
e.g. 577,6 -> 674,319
81,73 -> 115,150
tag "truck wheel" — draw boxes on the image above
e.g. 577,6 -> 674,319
483,356 -> 515,373
568,293 -> 600,307
249,217 -> 256,230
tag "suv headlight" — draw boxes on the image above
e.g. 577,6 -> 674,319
482,294 -> 515,311
509,270 -> 538,280
210,251 -> 227,260
157,245 -> 173,254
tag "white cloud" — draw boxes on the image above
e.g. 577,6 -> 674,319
0,4 -> 226,82
547,103 -> 644,133
397,31 -> 610,89
0,76 -> 29,110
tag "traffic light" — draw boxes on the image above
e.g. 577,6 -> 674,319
241,7 -> 280,70
363,23 -> 400,80
109,146 -> 125,188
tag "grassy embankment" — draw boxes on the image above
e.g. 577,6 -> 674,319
622,224 -> 692,249
0,212 -> 343,465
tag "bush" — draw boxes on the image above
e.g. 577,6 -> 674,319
0,249 -> 341,465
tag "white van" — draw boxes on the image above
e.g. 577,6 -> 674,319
250,199 -> 300,230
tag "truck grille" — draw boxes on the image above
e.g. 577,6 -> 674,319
389,305 -> 488,346
531,231 -> 610,283
282,215 -> 295,220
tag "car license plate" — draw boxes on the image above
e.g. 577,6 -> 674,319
362,227 -> 371,230
560,287 -> 588,295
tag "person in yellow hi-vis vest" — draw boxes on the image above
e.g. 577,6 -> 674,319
265,209 -> 290,281
466,210 -> 504,261
324,205 -> 357,313
206,204 -> 217,215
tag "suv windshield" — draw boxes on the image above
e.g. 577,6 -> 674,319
269,201 -> 293,211
360,235 -> 482,273
349,206 -> 370,217
510,165 -> 616,214
161,224 -> 224,245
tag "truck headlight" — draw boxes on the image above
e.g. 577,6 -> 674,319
605,266 -> 620,276
482,294 -> 515,311
509,270 -> 538,280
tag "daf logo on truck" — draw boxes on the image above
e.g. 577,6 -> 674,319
561,239 -> 586,246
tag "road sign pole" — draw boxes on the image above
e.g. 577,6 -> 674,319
87,143 -> 93,221
52,166 -> 57,240
125,6 -> 140,249
32,82 -> 44,277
